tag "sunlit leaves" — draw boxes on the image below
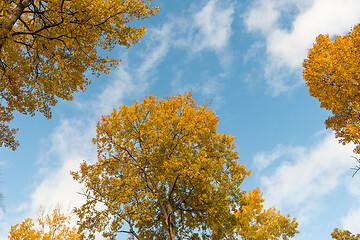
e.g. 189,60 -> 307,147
331,228 -> 360,240
0,0 -> 158,150
236,188 -> 299,240
8,207 -> 80,240
72,93 -> 298,240
303,24 -> 360,154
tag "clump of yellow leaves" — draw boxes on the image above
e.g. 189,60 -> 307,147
72,93 -> 298,240
236,188 -> 298,240
303,24 -> 360,154
0,0 -> 158,150
8,207 -> 80,239
331,228 -> 360,240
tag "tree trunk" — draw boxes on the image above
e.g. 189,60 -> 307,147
0,0 -> 32,50
159,200 -> 176,240
167,210 -> 176,240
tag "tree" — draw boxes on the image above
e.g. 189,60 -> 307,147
331,228 -> 360,240
72,93 -> 299,240
8,207 -> 80,239
303,24 -> 360,154
0,0 -> 158,150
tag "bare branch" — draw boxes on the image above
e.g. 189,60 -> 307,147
351,156 -> 360,177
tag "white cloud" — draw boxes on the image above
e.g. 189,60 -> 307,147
192,0 -> 234,52
0,118 -> 97,238
346,175 -> 360,197
244,1 -> 279,35
340,163 -> 360,233
256,133 -> 356,223
162,0 -> 235,101
94,0 -> 235,114
93,23 -> 172,116
341,208 -> 360,234
267,0 -> 360,70
30,118 -> 96,216
253,144 -> 304,170
244,0 -> 360,95
138,23 -> 172,77
172,0 -> 234,66
93,67 -> 144,117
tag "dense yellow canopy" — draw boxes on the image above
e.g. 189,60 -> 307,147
0,0 -> 158,150
303,24 -> 360,153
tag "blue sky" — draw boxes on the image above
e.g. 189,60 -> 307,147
1,0 -> 360,239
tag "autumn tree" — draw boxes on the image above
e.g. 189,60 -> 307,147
0,0 -> 158,150
8,207 -> 80,239
72,93 -> 299,240
303,24 -> 360,154
331,228 -> 360,240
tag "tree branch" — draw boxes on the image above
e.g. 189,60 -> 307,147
0,0 -> 33,50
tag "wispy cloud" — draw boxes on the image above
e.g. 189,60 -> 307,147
243,0 -> 360,95
341,170 -> 360,233
138,23 -> 172,78
172,0 -> 235,68
171,73 -> 225,109
0,118 -> 96,238
95,0 -> 235,112
341,208 -> 360,234
255,133 -> 356,224
92,23 -> 173,116
30,118 -> 95,215
192,0 -> 234,52
253,144 -> 304,171
153,0 -> 236,103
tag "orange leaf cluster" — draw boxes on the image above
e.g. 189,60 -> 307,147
303,24 -> 360,153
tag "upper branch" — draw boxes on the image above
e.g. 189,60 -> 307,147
0,0 -> 33,50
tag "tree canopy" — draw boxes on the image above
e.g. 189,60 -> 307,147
0,0 -> 158,150
8,207 -> 80,239
303,23 -> 360,154
72,93 -> 298,240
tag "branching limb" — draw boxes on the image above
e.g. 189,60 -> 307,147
351,156 -> 360,177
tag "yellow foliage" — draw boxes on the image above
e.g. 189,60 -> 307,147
0,0 -> 158,150
8,207 -> 80,239
236,188 -> 298,240
303,24 -> 360,153
72,93 -> 298,240
331,228 -> 360,240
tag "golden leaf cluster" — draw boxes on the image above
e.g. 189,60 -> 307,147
0,0 -> 158,150
303,24 -> 360,153
331,228 -> 360,240
8,207 -> 80,239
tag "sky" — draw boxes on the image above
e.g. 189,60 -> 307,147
1,0 -> 360,239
